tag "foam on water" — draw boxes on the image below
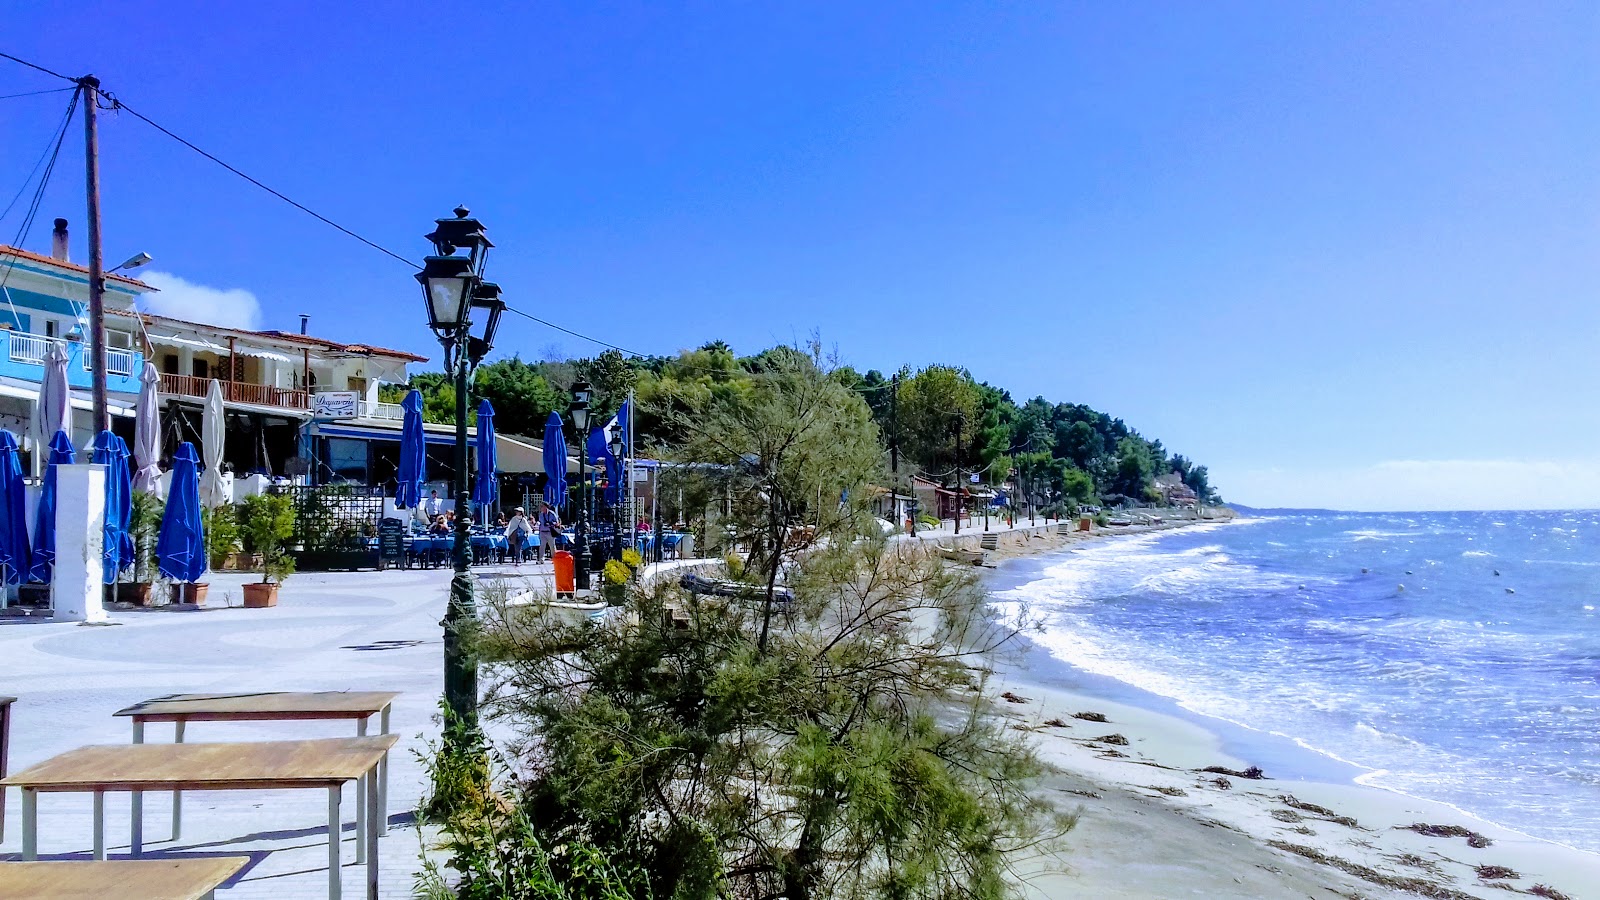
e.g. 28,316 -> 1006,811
993,511 -> 1600,852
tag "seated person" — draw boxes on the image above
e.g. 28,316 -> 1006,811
429,515 -> 451,536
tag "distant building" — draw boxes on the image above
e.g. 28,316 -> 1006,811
0,237 -> 151,456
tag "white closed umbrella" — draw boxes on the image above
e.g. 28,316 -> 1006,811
200,378 -> 227,508
132,361 -> 164,497
30,342 -> 72,466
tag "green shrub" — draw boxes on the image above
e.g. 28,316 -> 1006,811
202,504 -> 240,568
238,493 -> 296,584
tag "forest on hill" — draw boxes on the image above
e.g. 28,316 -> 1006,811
384,341 -> 1219,510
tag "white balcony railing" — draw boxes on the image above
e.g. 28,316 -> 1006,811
82,346 -> 138,377
366,401 -> 404,421
7,331 -> 56,365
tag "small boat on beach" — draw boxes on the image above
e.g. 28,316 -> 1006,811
936,546 -> 986,565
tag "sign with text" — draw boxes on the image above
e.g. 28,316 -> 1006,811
313,391 -> 360,419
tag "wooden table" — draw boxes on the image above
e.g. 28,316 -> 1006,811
0,857 -> 249,899
1,736 -> 396,900
1,695 -> 14,843
113,691 -> 399,845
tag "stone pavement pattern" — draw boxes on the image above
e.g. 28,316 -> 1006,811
0,565 -> 550,898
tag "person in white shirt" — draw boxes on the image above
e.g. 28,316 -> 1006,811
504,507 -> 533,565
422,490 -> 444,520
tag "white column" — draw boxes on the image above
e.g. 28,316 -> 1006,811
51,463 -> 107,623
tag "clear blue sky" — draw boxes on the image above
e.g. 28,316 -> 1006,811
3,2 -> 1597,510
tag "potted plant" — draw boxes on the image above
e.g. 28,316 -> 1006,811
239,492 -> 295,608
203,504 -> 241,570
114,491 -> 164,606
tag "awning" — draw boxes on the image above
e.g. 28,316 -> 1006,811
0,381 -> 135,418
234,346 -> 294,363
150,334 -> 226,352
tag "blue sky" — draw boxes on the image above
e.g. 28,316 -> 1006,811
3,2 -> 1597,510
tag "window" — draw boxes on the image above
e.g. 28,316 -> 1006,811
192,358 -> 208,379
162,354 -> 179,375
108,329 -> 133,349
326,438 -> 369,483
44,320 -> 58,338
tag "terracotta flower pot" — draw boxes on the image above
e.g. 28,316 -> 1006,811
242,582 -> 279,608
171,582 -> 208,606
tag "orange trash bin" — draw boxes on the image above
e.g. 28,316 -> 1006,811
553,550 -> 576,596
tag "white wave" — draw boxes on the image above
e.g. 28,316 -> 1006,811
1462,550 -> 1494,557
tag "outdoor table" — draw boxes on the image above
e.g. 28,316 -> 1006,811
113,691 -> 399,847
0,856 -> 250,900
1,695 -> 14,843
1,735 -> 396,900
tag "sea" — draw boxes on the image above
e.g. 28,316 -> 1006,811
988,511 -> 1600,852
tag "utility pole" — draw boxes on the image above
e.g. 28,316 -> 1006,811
79,75 -> 109,433
891,374 -> 904,534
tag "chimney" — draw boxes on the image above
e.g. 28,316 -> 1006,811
51,218 -> 69,261
299,314 -> 310,335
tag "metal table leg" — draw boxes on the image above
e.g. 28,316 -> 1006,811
354,718 -> 367,863
93,790 -> 105,860
172,719 -> 185,841
378,706 -> 390,836
328,786 -> 342,900
131,719 -> 144,855
21,788 -> 36,859
365,762 -> 380,899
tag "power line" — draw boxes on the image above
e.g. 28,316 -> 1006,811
0,89 -> 80,299
106,94 -> 421,269
0,89 -> 78,225
0,86 -> 74,101
0,50 -> 76,84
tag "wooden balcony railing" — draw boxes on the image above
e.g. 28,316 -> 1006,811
159,372 -> 310,410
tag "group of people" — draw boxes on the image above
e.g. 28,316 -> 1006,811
500,501 -> 563,564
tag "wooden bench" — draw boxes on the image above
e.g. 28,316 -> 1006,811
0,857 -> 249,900
2,736 -> 396,900
113,691 -> 399,844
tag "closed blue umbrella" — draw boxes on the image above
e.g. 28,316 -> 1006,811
156,442 -> 206,583
27,430 -> 74,583
542,412 -> 567,508
0,431 -> 30,585
472,399 -> 498,522
91,430 -> 135,584
396,389 -> 426,509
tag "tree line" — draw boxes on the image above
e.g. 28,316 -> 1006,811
384,340 -> 1219,508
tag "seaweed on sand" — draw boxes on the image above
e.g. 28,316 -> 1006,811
1072,711 -> 1109,723
1475,865 -> 1518,880
1403,823 -> 1492,848
1202,764 -> 1265,779
1095,733 -> 1130,745
1529,885 -> 1574,900
1279,795 -> 1360,828
1267,842 -> 1478,900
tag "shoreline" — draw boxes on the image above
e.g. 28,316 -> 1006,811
982,520 -> 1600,899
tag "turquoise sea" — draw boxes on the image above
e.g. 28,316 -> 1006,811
989,511 -> 1600,852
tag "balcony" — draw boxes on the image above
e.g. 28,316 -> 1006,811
2,330 -> 142,393
159,372 -> 311,410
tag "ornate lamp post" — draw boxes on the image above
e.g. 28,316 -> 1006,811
569,380 -> 592,590
609,426 -> 626,559
416,206 -> 504,728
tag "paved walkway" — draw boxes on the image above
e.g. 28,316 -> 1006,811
0,565 -> 551,898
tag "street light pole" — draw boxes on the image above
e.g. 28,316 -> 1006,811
569,382 -> 592,591
416,207 -> 503,731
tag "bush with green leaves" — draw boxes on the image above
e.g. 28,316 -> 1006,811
237,493 -> 296,584
202,503 -> 240,569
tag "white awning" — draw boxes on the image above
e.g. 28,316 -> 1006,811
233,346 -> 294,363
0,382 -> 135,417
150,334 -> 225,352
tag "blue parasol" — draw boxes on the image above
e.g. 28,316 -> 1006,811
542,411 -> 568,508
588,425 -> 622,507
156,442 -> 206,583
91,430 -> 135,584
472,399 -> 498,523
27,430 -> 74,583
0,431 -> 30,585
396,389 -> 426,509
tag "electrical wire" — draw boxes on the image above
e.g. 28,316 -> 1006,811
0,88 -> 79,226
0,86 -> 74,101
0,51 -> 76,84
0,88 -> 80,306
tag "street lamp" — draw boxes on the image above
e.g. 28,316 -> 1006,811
569,381 -> 592,590
416,206 -> 500,730
608,426 -> 626,559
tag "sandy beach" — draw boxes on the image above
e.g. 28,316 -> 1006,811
976,521 -> 1600,900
